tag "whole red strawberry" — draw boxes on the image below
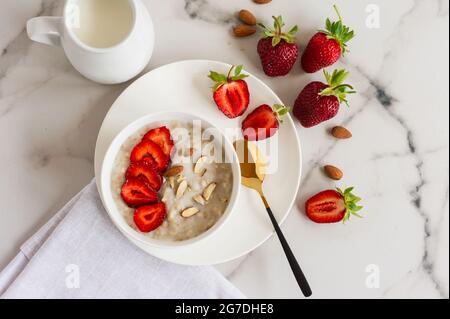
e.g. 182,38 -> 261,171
305,187 -> 363,224
293,69 -> 355,128
241,104 -> 289,141
301,5 -> 355,73
208,65 -> 250,118
257,16 -> 299,77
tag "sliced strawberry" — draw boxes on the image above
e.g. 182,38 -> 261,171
142,126 -> 174,158
126,161 -> 162,192
241,104 -> 288,141
120,178 -> 158,207
305,187 -> 363,224
208,65 -> 250,118
133,203 -> 166,233
130,140 -> 169,173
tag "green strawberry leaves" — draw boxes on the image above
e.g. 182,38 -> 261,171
272,104 -> 289,123
336,187 -> 363,223
319,69 -> 356,106
319,5 -> 355,55
258,16 -> 298,47
208,65 -> 249,92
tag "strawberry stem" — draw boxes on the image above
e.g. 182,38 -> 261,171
226,65 -> 234,82
272,104 -> 289,123
333,4 -> 343,22
332,84 -> 354,91
272,16 -> 281,35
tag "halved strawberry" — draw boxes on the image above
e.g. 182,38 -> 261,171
126,161 -> 162,192
142,126 -> 174,158
134,203 -> 166,233
241,104 -> 289,141
130,140 -> 169,173
120,178 -> 158,207
305,187 -> 363,223
208,65 -> 250,118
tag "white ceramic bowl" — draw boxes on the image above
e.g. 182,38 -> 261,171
100,111 -> 241,248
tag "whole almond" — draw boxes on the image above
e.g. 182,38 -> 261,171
331,126 -> 352,139
233,25 -> 257,37
324,165 -> 343,180
238,10 -> 256,25
253,0 -> 272,4
165,165 -> 184,177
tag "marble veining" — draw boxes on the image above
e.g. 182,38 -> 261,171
184,0 -> 237,24
0,0 -> 448,298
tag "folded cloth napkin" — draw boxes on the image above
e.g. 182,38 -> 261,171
0,180 -> 244,299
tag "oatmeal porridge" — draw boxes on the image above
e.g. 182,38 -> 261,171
111,120 -> 234,241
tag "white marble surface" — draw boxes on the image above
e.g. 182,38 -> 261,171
0,0 -> 448,299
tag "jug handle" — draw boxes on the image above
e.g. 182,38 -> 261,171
27,17 -> 62,46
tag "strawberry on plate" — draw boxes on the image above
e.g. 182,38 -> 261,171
142,126 -> 174,158
130,140 -> 169,173
305,187 -> 363,224
257,16 -> 299,77
301,5 -> 355,73
293,69 -> 355,128
241,104 -> 289,141
208,64 -> 250,118
134,203 -> 166,233
121,177 -> 158,207
126,161 -> 162,192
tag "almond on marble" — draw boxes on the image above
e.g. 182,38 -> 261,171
238,9 -> 256,25
331,126 -> 352,139
324,165 -> 343,180
233,25 -> 256,37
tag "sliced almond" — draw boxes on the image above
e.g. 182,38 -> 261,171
203,182 -> 217,201
193,195 -> 206,205
194,156 -> 208,175
253,0 -> 272,4
324,165 -> 343,180
165,165 -> 184,177
161,188 -> 171,203
176,180 -> 188,198
181,207 -> 199,218
168,177 -> 175,189
233,25 -> 256,37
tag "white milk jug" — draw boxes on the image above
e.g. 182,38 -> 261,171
27,0 -> 154,84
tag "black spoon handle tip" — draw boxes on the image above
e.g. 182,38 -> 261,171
265,205 -> 312,297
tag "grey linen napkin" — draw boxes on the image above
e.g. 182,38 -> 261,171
0,180 -> 244,299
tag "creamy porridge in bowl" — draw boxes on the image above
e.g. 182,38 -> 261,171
100,112 -> 240,248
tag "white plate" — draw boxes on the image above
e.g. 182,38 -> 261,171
94,60 -> 302,265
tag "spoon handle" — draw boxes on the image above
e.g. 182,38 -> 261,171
264,204 -> 312,297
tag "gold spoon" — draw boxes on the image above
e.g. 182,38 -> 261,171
234,139 -> 312,297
